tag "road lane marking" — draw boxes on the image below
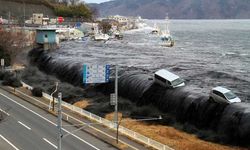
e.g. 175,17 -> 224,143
64,113 -> 140,150
0,108 -> 10,116
0,93 -> 101,150
8,89 -> 139,150
0,134 -> 20,150
43,138 -> 57,149
18,121 -> 31,130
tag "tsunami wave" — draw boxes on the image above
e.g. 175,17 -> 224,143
28,48 -> 250,146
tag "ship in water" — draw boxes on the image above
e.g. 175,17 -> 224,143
160,15 -> 174,47
151,23 -> 160,34
92,25 -> 110,41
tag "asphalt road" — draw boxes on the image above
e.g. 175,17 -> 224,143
0,89 -> 117,150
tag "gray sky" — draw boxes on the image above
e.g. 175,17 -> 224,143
83,0 -> 111,3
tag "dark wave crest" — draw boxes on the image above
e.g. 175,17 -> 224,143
28,48 -> 250,146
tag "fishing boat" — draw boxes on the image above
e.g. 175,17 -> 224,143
113,30 -> 123,40
151,23 -> 160,34
93,26 -> 110,41
160,16 -> 174,47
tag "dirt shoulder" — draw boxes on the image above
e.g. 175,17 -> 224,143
75,100 -> 246,150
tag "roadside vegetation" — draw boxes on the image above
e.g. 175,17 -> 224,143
0,28 -> 26,66
3,0 -> 95,21
54,4 -> 92,20
0,70 -> 21,87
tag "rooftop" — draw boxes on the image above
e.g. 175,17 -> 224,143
212,86 -> 231,94
155,69 -> 180,81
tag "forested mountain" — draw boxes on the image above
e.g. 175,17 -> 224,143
0,0 -> 93,20
89,0 -> 250,19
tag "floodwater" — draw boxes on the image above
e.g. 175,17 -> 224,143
51,20 -> 250,102
29,20 -> 250,145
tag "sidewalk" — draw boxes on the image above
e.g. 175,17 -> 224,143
1,86 -> 150,150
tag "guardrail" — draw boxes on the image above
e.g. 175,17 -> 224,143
21,81 -> 173,150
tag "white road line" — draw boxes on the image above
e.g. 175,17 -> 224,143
63,113 -> 140,150
15,89 -> 139,150
43,138 -> 57,149
0,93 -> 100,150
0,108 -> 10,116
18,121 -> 31,130
0,134 -> 20,150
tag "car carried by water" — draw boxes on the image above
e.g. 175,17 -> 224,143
154,69 -> 185,88
210,86 -> 241,104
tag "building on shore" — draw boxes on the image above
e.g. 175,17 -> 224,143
36,28 -> 58,50
103,15 -> 146,30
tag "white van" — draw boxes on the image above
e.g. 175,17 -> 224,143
210,86 -> 241,104
154,69 -> 185,88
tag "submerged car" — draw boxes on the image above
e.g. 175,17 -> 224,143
154,69 -> 185,88
210,86 -> 241,104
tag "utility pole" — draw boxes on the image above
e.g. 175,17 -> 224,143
8,11 -> 10,27
53,82 -> 58,111
114,65 -> 119,144
1,59 -> 5,71
49,82 -> 58,111
57,92 -> 62,150
23,1 -> 25,27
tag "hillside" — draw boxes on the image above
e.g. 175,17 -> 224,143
0,0 -> 55,19
90,0 -> 250,19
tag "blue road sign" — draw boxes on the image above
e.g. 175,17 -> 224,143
83,64 -> 110,84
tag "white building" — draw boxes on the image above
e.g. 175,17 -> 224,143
0,16 -> 8,24
32,13 -> 43,25
107,15 -> 129,24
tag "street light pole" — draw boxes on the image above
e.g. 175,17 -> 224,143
8,11 -> 10,27
53,82 -> 58,111
114,65 -> 119,144
49,82 -> 58,111
23,0 -> 25,27
57,92 -> 62,150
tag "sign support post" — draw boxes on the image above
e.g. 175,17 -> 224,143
57,92 -> 62,150
1,59 -> 4,70
114,65 -> 119,144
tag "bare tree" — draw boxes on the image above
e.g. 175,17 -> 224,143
0,28 -> 27,65
69,0 -> 80,5
61,0 -> 69,5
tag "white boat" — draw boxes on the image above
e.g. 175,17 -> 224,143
94,33 -> 110,41
93,26 -> 110,41
56,28 -> 84,41
160,16 -> 174,47
113,30 -> 123,40
151,23 -> 160,34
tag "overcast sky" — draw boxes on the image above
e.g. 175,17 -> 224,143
83,0 -> 111,3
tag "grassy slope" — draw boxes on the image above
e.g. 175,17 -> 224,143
74,100 -> 246,150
